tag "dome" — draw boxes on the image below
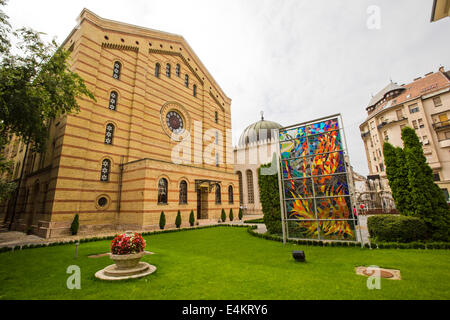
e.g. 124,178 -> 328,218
238,113 -> 282,146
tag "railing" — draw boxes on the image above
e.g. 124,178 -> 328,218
361,131 -> 370,138
359,209 -> 398,215
433,120 -> 450,130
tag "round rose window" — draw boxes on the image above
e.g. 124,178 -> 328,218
166,111 -> 184,134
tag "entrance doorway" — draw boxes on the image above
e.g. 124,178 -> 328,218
196,187 -> 208,219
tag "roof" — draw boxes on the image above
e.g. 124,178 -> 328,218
238,118 -> 283,147
362,69 -> 450,124
367,82 -> 405,109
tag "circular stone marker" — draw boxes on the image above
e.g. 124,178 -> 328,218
362,269 -> 394,278
95,262 -> 156,281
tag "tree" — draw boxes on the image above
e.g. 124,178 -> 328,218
0,1 -> 95,201
383,142 -> 411,213
401,127 -> 449,240
70,214 -> 79,235
229,208 -> 233,221
175,210 -> 182,228
258,163 -> 282,234
238,207 -> 243,220
159,211 -> 166,230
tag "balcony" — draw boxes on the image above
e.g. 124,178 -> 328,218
439,138 -> 450,148
361,131 -> 370,139
433,120 -> 450,131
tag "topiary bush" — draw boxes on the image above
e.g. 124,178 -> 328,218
238,208 -> 243,220
159,211 -> 166,230
189,210 -> 195,227
367,215 -> 427,243
175,210 -> 182,228
70,214 -> 79,235
258,163 -> 282,234
229,208 -> 233,222
221,209 -> 226,222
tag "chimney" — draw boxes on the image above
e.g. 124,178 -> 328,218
439,66 -> 445,73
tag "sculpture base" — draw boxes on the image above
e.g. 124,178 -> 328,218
95,262 -> 156,281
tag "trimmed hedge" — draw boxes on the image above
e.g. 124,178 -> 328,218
258,163 -> 282,234
367,215 -> 427,243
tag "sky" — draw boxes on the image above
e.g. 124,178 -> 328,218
4,0 -> 449,175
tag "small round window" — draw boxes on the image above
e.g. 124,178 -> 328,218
98,197 -> 108,207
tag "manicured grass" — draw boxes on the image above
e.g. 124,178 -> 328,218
0,226 -> 449,299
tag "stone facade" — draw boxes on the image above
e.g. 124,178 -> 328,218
0,9 -> 239,237
359,67 -> 450,202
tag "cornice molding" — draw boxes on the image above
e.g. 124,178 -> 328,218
102,42 -> 139,52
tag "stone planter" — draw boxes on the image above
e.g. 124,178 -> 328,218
110,251 -> 145,269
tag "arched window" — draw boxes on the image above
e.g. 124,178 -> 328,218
166,63 -> 171,77
112,61 -> 121,79
193,84 -> 197,97
176,64 -> 180,77
158,178 -> 168,204
109,91 -> 118,111
104,123 -> 115,145
184,74 -> 189,88
237,171 -> 243,205
155,63 -> 160,78
179,180 -> 187,204
214,111 -> 218,123
100,159 -> 111,182
246,170 -> 254,204
228,185 -> 234,204
215,184 -> 221,204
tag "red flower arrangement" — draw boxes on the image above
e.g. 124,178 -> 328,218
110,232 -> 146,255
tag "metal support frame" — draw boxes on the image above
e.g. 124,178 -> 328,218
277,113 -> 361,244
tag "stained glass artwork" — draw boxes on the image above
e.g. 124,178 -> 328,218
279,116 -> 356,241
104,124 -> 114,145
100,159 -> 111,182
109,91 -> 117,111
112,61 -> 121,79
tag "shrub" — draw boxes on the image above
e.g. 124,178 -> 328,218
229,208 -> 233,222
258,163 -> 282,234
238,208 -> 243,220
367,215 -> 427,243
175,210 -> 182,228
70,214 -> 79,235
189,210 -> 195,227
159,211 -> 166,230
221,209 -> 226,222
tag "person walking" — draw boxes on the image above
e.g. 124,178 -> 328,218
353,206 -> 358,226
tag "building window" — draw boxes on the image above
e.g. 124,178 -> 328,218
237,171 -> 243,205
109,91 -> 118,111
104,123 -> 115,145
409,104 -> 419,114
379,163 -> 384,172
441,188 -> 449,202
383,131 -> 389,141
112,61 -> 121,79
422,135 -> 429,145
214,111 -> 218,124
246,170 -> 254,204
166,63 -> 171,77
396,109 -> 404,120
179,180 -> 187,204
215,184 -> 221,204
185,74 -> 189,88
100,159 -> 111,182
418,118 -> 424,128
433,173 -> 441,181
228,185 -> 234,204
98,197 -> 108,207
412,120 -> 418,129
158,178 -> 168,204
176,64 -> 180,77
193,84 -> 197,97
155,63 -> 160,78
433,96 -> 442,107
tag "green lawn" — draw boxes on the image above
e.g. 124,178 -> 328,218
0,226 -> 449,300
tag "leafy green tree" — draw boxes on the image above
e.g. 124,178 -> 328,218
159,211 -> 166,230
0,1 -> 95,201
189,210 -> 195,226
402,127 -> 449,240
175,210 -> 182,228
258,163 -> 282,234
